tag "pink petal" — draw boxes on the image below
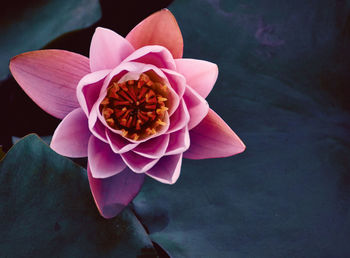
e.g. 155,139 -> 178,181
121,151 -> 159,173
10,50 -> 90,119
133,134 -> 170,159
184,109 -> 246,159
146,153 -> 183,184
88,136 -> 127,178
88,103 -> 108,143
126,9 -> 183,58
51,108 -> 90,158
175,59 -> 218,98
183,86 -> 209,130
165,127 -> 190,155
168,99 -> 190,133
89,27 -> 134,72
162,68 -> 186,98
88,164 -> 145,219
122,45 -> 176,70
106,130 -> 138,154
76,69 -> 111,116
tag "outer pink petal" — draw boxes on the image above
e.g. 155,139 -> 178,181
146,153 -> 183,184
76,69 -> 111,116
126,9 -> 183,58
50,108 -> 90,158
168,99 -> 190,133
88,136 -> 127,178
175,59 -> 218,98
106,130 -> 139,154
121,151 -> 159,173
88,164 -> 145,219
122,45 -> 176,70
10,50 -> 90,119
183,85 -> 209,130
89,27 -> 134,72
184,109 -> 246,159
133,134 -> 170,159
165,126 -> 190,155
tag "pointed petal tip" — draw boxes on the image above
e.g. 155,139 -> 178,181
185,109 -> 246,159
90,27 -> 134,72
146,153 -> 182,184
88,165 -> 145,219
10,49 -> 90,119
126,8 -> 183,58
175,59 -> 219,98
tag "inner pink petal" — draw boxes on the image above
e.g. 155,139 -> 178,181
76,69 -> 110,116
183,85 -> 209,130
165,126 -> 190,155
122,45 -> 176,70
121,151 -> 159,173
133,134 -> 170,159
167,99 -> 190,133
162,68 -> 186,98
146,153 -> 183,184
88,103 -> 108,143
106,130 -> 139,154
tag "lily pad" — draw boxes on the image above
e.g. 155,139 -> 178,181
0,0 -> 101,80
134,0 -> 350,257
0,134 -> 157,257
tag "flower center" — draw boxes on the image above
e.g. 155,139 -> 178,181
100,73 -> 168,141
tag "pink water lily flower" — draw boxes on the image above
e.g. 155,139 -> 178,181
10,9 -> 245,218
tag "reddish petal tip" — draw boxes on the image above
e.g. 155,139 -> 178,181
126,9 -> 183,59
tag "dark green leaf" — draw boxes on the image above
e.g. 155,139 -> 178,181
0,0 -> 101,80
134,0 -> 350,257
0,134 -> 157,257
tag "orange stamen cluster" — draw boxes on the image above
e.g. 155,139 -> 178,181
100,73 -> 168,141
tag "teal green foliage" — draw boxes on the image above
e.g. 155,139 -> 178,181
133,0 -> 350,257
0,0 -> 101,80
0,135 -> 157,257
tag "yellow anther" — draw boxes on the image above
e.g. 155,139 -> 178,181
140,73 -> 150,82
112,82 -> 120,91
146,128 -> 156,135
131,133 -> 139,141
103,108 -> 114,118
156,119 -> 166,126
101,98 -> 109,105
157,96 -> 167,103
121,129 -> 128,137
156,106 -> 168,115
106,118 -> 114,127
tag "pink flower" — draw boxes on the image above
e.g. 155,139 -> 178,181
9,9 -> 245,218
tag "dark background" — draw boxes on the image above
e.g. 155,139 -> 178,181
1,0 -> 350,257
